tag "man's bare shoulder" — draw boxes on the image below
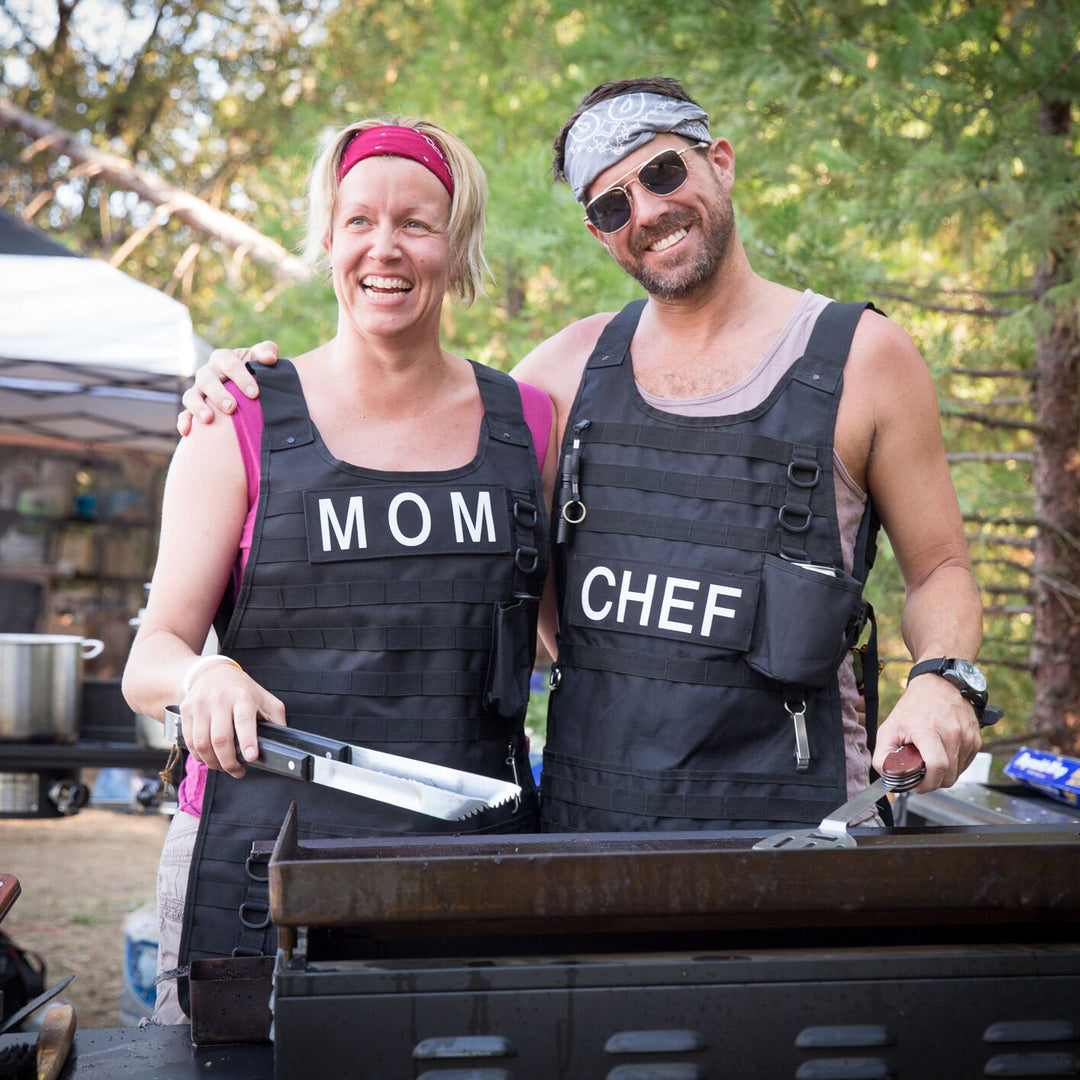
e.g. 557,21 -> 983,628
845,307 -> 937,405
849,307 -> 926,367
511,312 -> 615,404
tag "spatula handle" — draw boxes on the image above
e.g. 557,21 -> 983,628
881,744 -> 926,790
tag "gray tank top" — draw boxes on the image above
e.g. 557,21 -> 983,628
637,289 -> 872,797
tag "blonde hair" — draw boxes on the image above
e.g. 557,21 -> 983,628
303,116 -> 490,305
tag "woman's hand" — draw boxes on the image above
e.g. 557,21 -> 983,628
179,661 -> 286,778
177,341 -> 280,436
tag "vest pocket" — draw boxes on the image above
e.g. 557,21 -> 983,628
745,555 -> 862,686
485,597 -> 540,718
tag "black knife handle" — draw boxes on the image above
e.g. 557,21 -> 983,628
255,721 -> 350,761
254,739 -> 314,782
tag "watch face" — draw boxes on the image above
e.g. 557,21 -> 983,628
953,659 -> 987,693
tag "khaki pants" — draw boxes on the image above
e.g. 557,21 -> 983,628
154,809 -> 199,1024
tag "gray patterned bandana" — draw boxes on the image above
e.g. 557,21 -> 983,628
564,92 -> 712,203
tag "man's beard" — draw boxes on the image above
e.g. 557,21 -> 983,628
614,191 -> 735,301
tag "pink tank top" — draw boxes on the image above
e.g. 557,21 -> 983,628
637,291 -> 872,798
178,377 -> 553,816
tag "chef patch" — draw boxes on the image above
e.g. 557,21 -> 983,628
304,484 -> 511,562
566,554 -> 758,651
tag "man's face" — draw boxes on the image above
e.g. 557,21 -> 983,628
585,135 -> 735,302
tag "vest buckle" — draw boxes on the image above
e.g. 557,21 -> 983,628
514,499 -> 538,528
515,546 -> 539,573
238,899 -> 271,930
778,503 -> 813,534
787,458 -> 821,488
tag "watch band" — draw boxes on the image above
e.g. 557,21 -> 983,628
907,657 -> 1000,727
908,657 -> 950,680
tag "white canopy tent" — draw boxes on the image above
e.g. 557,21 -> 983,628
0,211 -> 211,455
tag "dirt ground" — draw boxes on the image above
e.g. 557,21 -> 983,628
0,806 -> 169,1029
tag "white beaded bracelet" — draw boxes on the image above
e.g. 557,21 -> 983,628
181,654 -> 242,696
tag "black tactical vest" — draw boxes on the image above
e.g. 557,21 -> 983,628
543,299 -> 879,832
179,359 -> 548,975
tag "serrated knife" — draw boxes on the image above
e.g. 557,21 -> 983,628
163,706 -> 520,821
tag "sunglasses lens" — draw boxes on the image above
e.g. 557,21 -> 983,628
587,190 -> 632,234
585,148 -> 697,233
639,150 -> 690,196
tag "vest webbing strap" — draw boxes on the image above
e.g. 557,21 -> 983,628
244,579 -> 511,609
581,462 -> 833,514
231,623 -> 490,652
475,361 -> 534,449
189,925 -> 250,959
253,536 -> 334,563
584,298 -> 645,368
256,359 -> 314,448
577,508 -> 836,563
583,422 -> 825,465
192,880 -> 248,911
286,711 -> 515,743
558,640 -> 773,689
541,772 -> 831,823
245,666 -> 485,698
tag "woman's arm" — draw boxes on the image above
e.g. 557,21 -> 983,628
122,409 -> 284,777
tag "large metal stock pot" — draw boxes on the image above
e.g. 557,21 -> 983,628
0,633 -> 104,742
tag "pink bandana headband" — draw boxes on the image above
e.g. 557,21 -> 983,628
336,125 -> 455,197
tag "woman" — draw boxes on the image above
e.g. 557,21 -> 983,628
123,117 -> 555,1023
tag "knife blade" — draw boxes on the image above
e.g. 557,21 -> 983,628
163,707 -> 520,821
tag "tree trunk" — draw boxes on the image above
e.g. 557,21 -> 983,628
1029,98 -> 1080,754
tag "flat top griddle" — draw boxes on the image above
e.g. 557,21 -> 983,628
265,804 -> 1080,936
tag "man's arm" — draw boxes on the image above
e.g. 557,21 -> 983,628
176,342 -> 280,435
848,313 -> 984,792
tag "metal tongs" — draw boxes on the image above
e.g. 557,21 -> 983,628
752,744 -> 926,850
163,706 -> 520,821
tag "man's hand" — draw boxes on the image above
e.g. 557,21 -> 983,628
873,673 -> 982,793
177,341 -> 280,436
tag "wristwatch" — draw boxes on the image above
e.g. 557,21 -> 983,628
908,657 -> 1002,727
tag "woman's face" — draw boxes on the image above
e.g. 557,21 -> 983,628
327,155 -> 452,347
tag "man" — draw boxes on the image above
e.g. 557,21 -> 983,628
182,77 -> 991,831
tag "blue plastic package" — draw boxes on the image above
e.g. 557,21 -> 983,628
1004,747 -> 1080,807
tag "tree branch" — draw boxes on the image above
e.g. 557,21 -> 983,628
1001,49 -> 1080,113
0,97 -> 311,284
941,408 -> 1043,432
967,533 -> 1035,550
983,583 -> 1033,597
884,281 -> 1037,299
875,289 -> 1014,317
967,515 -> 1080,557
943,396 -> 1029,408
971,558 -> 1032,573
943,368 -> 1035,380
947,451 -> 1034,463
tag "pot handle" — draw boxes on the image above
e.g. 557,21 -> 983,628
81,639 -> 105,660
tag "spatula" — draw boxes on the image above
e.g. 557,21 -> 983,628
752,744 -> 926,851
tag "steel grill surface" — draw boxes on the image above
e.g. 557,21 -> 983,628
266,805 -> 1080,935
263,807 -> 1080,1080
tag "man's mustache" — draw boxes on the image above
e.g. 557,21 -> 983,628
629,213 -> 697,257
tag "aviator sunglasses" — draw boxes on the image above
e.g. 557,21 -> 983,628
583,142 -> 710,235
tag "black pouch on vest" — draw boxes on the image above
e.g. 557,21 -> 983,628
485,597 -> 539,718
745,555 -> 862,686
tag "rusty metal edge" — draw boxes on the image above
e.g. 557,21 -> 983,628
267,818 -> 1080,930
